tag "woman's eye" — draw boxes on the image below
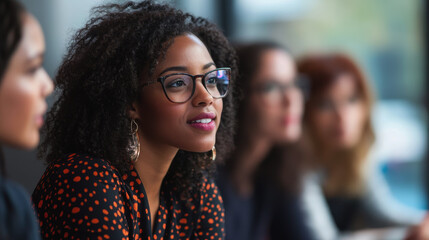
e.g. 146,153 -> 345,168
206,77 -> 218,85
261,83 -> 278,93
166,79 -> 187,88
27,65 -> 41,75
348,94 -> 360,103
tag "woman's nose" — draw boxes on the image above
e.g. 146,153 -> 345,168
41,68 -> 54,97
191,80 -> 213,107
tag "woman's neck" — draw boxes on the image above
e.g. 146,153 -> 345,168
230,135 -> 272,196
133,140 -> 177,199
132,136 -> 177,233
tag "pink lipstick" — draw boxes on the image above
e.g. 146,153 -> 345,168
187,112 -> 216,131
35,115 -> 44,128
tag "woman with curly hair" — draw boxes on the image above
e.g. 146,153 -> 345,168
0,0 -> 53,239
32,1 -> 237,239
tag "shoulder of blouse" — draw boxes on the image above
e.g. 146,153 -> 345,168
32,153 -> 131,239
33,153 -> 124,198
40,153 -> 121,183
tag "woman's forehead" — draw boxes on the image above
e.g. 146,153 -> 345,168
155,34 -> 213,73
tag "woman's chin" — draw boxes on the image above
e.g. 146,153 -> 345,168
2,132 -> 39,150
21,137 -> 39,150
180,142 -> 215,153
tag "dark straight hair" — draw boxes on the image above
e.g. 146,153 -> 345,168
0,0 -> 25,175
224,41 -> 308,193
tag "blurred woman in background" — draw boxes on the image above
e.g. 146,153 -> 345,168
298,53 -> 426,238
216,42 -> 314,240
0,0 -> 53,238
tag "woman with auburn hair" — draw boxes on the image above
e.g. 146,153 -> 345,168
298,53 -> 426,237
301,53 -> 375,198
0,0 -> 54,239
32,1 -> 237,239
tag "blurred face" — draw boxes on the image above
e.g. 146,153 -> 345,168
248,49 -> 303,143
134,34 -> 222,152
0,14 -> 53,149
309,74 -> 366,150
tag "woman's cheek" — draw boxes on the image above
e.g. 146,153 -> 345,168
11,77 -> 40,148
0,81 -> 34,147
215,99 -> 223,129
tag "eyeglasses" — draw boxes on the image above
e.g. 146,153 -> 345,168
253,75 -> 309,104
142,68 -> 231,103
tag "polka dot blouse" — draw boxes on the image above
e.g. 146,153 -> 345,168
32,153 -> 225,239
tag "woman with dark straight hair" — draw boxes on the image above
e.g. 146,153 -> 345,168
216,41 -> 314,240
0,0 -> 53,239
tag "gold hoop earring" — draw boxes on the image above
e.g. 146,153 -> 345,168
210,146 -> 216,161
129,119 -> 140,162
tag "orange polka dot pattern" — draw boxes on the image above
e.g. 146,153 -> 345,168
32,153 -> 225,239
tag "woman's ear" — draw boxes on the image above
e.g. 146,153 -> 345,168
128,102 -> 141,120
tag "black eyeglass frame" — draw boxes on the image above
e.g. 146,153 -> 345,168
251,74 -> 310,100
141,67 -> 231,103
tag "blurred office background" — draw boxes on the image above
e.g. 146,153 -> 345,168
6,0 -> 427,210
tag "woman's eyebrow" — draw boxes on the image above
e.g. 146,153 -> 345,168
159,66 -> 187,75
202,62 -> 215,70
159,62 -> 216,76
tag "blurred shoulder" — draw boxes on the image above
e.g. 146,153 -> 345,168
0,176 -> 40,240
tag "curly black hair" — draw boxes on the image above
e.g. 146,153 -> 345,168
38,0 -> 237,198
0,0 -> 24,175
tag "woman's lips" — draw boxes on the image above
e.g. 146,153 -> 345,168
189,119 -> 216,131
35,106 -> 47,128
187,112 -> 216,131
282,116 -> 299,126
35,115 -> 44,128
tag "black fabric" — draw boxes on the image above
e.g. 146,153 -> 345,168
0,175 -> 41,240
216,167 -> 316,240
326,196 -> 362,231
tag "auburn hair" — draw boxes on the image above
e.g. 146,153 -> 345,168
298,53 -> 375,196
